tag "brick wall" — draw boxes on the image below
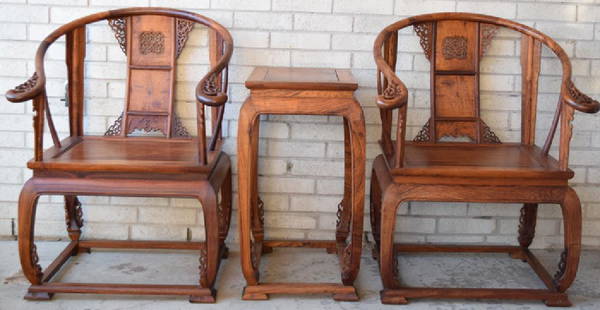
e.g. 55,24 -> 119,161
0,0 -> 599,249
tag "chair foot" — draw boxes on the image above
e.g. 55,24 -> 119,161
188,289 -> 216,303
332,287 -> 359,301
544,296 -> 572,307
380,290 -> 409,305
24,291 -> 53,301
242,287 -> 269,300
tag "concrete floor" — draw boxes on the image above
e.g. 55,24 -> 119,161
0,241 -> 599,309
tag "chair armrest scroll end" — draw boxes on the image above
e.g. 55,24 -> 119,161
5,73 -> 43,103
563,80 -> 600,114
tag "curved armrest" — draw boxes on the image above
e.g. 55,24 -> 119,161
195,70 -> 228,106
376,74 -> 408,110
5,73 -> 45,103
562,80 -> 600,114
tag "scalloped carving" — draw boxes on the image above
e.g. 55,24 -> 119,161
108,18 -> 127,55
104,113 -> 123,136
481,121 -> 501,144
413,119 -> 431,142
176,19 -> 194,58
414,22 -> 433,60
480,23 -> 499,57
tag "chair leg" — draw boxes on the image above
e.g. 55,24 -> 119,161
64,195 -> 83,242
18,181 -> 53,301
379,188 -> 408,305
369,168 -> 382,260
336,119 -> 352,244
189,187 -> 220,303
545,187 -> 581,307
217,167 -> 233,259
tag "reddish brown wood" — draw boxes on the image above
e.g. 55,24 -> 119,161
372,13 -> 598,306
5,7 -> 234,303
238,67 -> 365,301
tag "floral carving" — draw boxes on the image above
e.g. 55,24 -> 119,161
256,196 -> 265,228
12,73 -> 38,94
517,204 -> 536,247
413,119 -> 431,142
481,122 -> 501,144
443,36 -> 468,60
203,73 -> 219,96
31,243 -> 43,278
340,244 -> 353,282
480,23 -> 499,57
108,18 -> 127,55
382,82 -> 403,100
566,80 -> 596,106
173,115 -> 191,138
414,22 -> 433,60
139,31 -> 165,55
176,19 -> 194,58
104,113 -> 123,136
553,249 -> 568,286
335,200 -> 344,231
198,248 -> 208,284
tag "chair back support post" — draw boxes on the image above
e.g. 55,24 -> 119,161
66,26 -> 86,137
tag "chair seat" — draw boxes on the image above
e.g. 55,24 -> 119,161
390,142 -> 573,180
28,136 -> 222,174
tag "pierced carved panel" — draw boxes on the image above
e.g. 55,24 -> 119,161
176,19 -> 194,58
108,18 -> 127,55
553,249 -> 568,286
442,36 -> 468,60
413,119 -> 431,142
139,31 -> 165,55
414,22 -> 433,60
104,113 -> 123,136
198,247 -> 208,284
173,115 -> 191,138
480,23 -> 499,57
481,121 -> 502,144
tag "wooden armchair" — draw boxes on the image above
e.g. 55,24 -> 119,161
5,7 -> 233,303
370,13 -> 599,306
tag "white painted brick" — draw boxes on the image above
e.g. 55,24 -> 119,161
577,41 -> 600,59
30,0 -> 86,4
499,218 -> 558,235
273,0 -> 332,13
0,5 -> 48,23
83,222 -> 129,240
149,0 -> 209,8
50,7 -> 104,23
0,23 -> 27,40
291,123 -> 344,141
394,0 -> 455,16
395,216 -> 436,233
231,48 -> 290,66
271,32 -> 330,50
353,15 -> 399,34
536,22 -> 594,40
230,30 -> 269,48
291,50 -> 351,68
261,194 -> 289,211
138,207 -> 196,225
294,14 -> 352,32
411,202 -> 467,216
234,12 -> 291,30
316,179 -> 343,195
268,141 -> 326,157
458,2 -> 516,19
290,159 -> 344,177
131,224 -> 187,240
517,3 -> 576,21
332,33 -> 376,51
438,218 -> 496,234
427,235 -> 485,243
84,205 -> 137,223
259,177 -> 314,194
212,0 -> 270,11
333,0 -> 393,15
265,213 -> 316,229
290,195 -> 341,212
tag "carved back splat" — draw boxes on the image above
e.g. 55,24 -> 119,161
105,15 -> 194,137
413,21 -> 500,144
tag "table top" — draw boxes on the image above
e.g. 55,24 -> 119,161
245,67 -> 358,91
